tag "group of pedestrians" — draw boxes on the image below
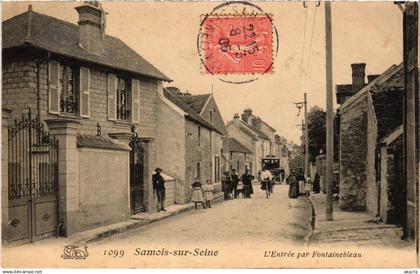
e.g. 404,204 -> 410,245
223,169 -> 255,199
287,169 -> 321,199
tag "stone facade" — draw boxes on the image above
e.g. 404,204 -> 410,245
339,94 -> 369,211
156,94 -> 187,204
185,119 -> 213,195
2,4 -> 169,240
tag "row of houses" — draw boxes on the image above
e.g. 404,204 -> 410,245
1,3 -> 229,244
1,3 -> 290,244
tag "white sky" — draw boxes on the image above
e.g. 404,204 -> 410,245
2,1 -> 403,143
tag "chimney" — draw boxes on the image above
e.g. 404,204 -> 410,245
253,117 -> 262,129
351,63 -> 366,93
233,113 -> 240,125
241,108 -> 253,125
367,74 -> 380,83
75,2 -> 105,55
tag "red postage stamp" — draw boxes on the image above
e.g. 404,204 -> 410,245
198,2 -> 277,79
201,16 -> 273,74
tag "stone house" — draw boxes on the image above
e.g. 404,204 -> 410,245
2,3 -> 170,243
222,137 -> 252,175
337,63 -> 404,220
157,87 -> 224,203
226,109 -> 276,176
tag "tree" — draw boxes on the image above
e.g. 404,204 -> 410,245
306,106 -> 326,162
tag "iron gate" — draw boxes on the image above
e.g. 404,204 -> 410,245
8,111 -> 59,242
130,132 -> 145,214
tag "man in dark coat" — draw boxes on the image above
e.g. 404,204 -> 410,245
231,169 -> 240,198
241,169 -> 254,198
222,171 -> 232,200
313,172 -> 321,193
152,167 -> 166,212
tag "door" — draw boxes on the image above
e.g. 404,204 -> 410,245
8,111 -> 59,242
130,139 -> 145,214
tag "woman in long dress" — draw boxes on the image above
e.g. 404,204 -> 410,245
191,181 -> 205,209
203,179 -> 214,208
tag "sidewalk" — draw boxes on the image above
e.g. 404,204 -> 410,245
308,192 -> 413,248
68,192 -> 224,245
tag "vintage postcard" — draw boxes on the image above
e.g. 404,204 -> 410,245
1,0 -> 419,270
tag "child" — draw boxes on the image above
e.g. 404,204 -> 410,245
191,181 -> 206,209
203,179 -> 214,208
305,176 -> 312,197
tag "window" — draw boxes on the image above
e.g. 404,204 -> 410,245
116,78 -> 130,120
210,131 -> 212,148
198,126 -> 201,146
196,162 -> 201,180
59,64 -> 78,114
209,110 -> 213,124
237,161 -> 240,173
49,61 -> 90,117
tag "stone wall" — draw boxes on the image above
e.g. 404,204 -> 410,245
77,147 -> 129,232
156,96 -> 186,204
339,95 -> 368,211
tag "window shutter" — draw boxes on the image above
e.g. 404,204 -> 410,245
79,67 -> 90,118
131,79 -> 140,124
48,60 -> 60,114
107,73 -> 117,121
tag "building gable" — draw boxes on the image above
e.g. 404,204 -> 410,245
200,95 -> 227,136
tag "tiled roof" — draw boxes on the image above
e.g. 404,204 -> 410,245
3,10 -> 171,81
162,89 -> 222,134
244,122 -> 270,140
179,94 -> 211,114
222,137 -> 252,154
77,134 -> 130,151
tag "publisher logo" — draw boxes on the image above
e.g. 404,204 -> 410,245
61,245 -> 89,260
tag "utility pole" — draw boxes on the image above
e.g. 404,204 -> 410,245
296,120 -> 305,171
325,1 -> 334,221
304,92 -> 309,179
294,94 -> 308,176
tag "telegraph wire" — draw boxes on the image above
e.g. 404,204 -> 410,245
305,4 -> 318,74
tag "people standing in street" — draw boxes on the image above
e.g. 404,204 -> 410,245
231,169 -> 240,199
222,171 -> 232,200
313,172 -> 321,194
305,176 -> 312,197
203,179 -> 214,208
191,181 -> 206,209
152,167 -> 166,212
297,170 -> 305,197
241,169 -> 254,198
288,172 -> 299,198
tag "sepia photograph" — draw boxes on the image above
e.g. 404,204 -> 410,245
1,0 -> 419,270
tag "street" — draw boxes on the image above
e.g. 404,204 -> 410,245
93,184 -> 311,246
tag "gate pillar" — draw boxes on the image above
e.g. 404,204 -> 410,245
2,108 -> 12,242
45,119 -> 79,236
